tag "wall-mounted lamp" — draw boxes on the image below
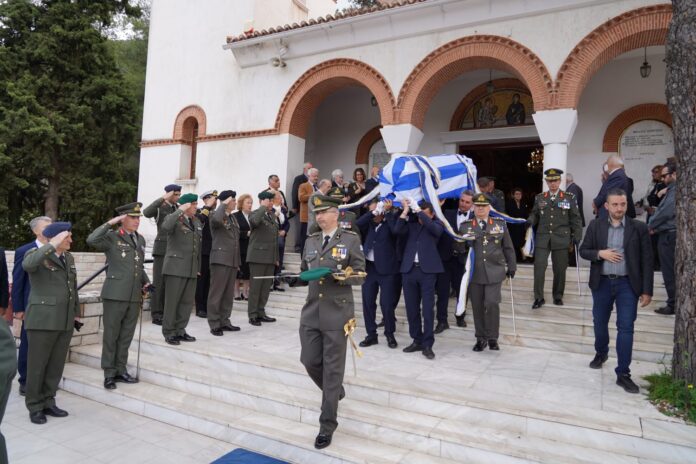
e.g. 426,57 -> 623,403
270,40 -> 288,68
640,47 -> 651,78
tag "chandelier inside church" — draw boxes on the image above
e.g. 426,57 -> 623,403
527,148 -> 544,173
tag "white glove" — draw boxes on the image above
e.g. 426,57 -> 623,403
372,201 -> 385,216
409,198 -> 421,213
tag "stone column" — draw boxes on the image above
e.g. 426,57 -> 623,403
532,109 -> 578,190
380,124 -> 424,158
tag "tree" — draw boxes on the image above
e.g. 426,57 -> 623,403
665,0 -> 696,384
344,0 -> 381,10
0,0 -> 142,249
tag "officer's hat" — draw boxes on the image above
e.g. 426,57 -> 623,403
544,168 -> 563,180
115,202 -> 143,217
327,187 -> 344,199
164,184 -> 182,193
313,194 -> 341,213
218,190 -> 236,202
178,193 -> 198,204
201,190 -> 218,200
472,193 -> 490,206
43,222 -> 72,238
258,190 -> 275,200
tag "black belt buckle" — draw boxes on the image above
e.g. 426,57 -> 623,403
413,262 -> 420,267
606,274 -> 620,280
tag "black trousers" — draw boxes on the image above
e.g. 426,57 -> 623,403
195,254 -> 211,314
657,231 -> 676,310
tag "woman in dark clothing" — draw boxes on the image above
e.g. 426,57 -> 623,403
506,188 -> 529,262
234,193 -> 253,300
271,190 -> 291,291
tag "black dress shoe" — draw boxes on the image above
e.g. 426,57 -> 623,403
422,347 -> 435,359
115,372 -> 138,383
179,333 -> 196,342
589,353 -> 609,369
152,318 -> 163,326
402,342 -> 423,353
211,328 -> 223,336
386,335 -> 398,349
104,378 -> 117,390
654,306 -> 675,315
616,373 -> 640,393
376,319 -> 385,328
30,411 -> 47,424
434,322 -> 449,334
165,336 -> 180,345
249,318 -> 261,326
19,384 -> 26,396
359,336 -> 378,347
196,311 -> 207,318
488,340 -> 500,351
532,298 -> 545,309
473,340 -> 487,352
455,315 -> 467,327
554,298 -> 563,306
234,296 -> 243,301
221,325 -> 241,332
314,432 -> 333,449
43,405 -> 68,417
272,285 -> 285,292
259,315 -> 276,323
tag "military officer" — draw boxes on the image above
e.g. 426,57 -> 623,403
458,194 -> 516,351
0,301 -> 17,462
527,168 -> 583,308
246,191 -> 279,326
87,202 -> 151,389
207,190 -> 242,336
143,184 -> 181,325
22,222 -> 79,424
298,194 -> 365,449
161,193 -> 202,345
195,189 -> 218,318
328,187 -> 360,237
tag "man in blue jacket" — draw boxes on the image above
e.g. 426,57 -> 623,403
593,155 -> 636,219
11,216 -> 52,396
393,200 -> 444,360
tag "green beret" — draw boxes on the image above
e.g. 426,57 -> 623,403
300,267 -> 333,282
115,202 -> 143,217
258,190 -> 275,200
178,193 -> 198,204
472,193 -> 490,206
312,194 -> 341,212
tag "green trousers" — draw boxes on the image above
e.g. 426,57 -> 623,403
25,329 -> 72,413
533,247 -> 569,301
207,265 -> 237,329
162,275 -> 196,338
247,263 -> 274,319
0,321 -> 17,464
150,254 -> 165,320
102,299 -> 140,378
469,282 -> 502,341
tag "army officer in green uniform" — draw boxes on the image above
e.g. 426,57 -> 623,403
22,222 -> 79,424
161,193 -> 202,345
246,191 -> 279,326
458,194 -> 516,351
298,194 -> 365,449
143,184 -> 181,325
0,305 -> 17,460
87,202 -> 151,389
527,169 -> 583,308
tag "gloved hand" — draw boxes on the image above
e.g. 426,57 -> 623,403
506,270 -> 515,279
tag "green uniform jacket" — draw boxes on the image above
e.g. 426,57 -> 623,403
86,224 -> 150,302
161,210 -> 203,278
309,209 -> 359,238
458,217 -> 516,285
0,319 -> 17,381
143,198 -> 178,256
300,230 -> 366,331
22,244 -> 79,331
246,206 -> 279,265
527,190 -> 583,250
209,205 -> 241,268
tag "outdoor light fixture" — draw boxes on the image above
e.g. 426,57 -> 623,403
527,148 -> 544,173
640,47 -> 651,78
486,70 -> 495,94
270,40 -> 288,68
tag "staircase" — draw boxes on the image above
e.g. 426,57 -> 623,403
61,253 -> 694,463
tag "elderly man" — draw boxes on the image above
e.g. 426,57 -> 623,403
247,191 -> 279,326
565,173 -> 585,226
12,216 -> 52,396
307,179 -> 332,235
298,168 -> 320,255
22,222 -> 79,424
593,155 -> 636,219
87,203 -> 150,389
648,162 -> 677,315
292,162 -> 313,252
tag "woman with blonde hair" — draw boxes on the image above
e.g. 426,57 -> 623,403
233,194 -> 253,300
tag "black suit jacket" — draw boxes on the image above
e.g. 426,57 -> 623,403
579,217 -> 653,297
593,169 -> 636,219
566,183 -> 584,226
291,173 -> 307,211
0,248 -> 8,309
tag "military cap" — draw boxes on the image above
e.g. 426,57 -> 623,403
201,189 -> 218,200
43,221 -> 72,238
258,190 -> 275,200
164,184 -> 182,193
178,193 -> 198,204
312,194 -> 341,212
472,193 -> 490,206
218,190 -> 236,202
327,187 -> 345,199
115,202 -> 143,217
544,168 -> 563,180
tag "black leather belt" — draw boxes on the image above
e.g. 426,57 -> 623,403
601,274 -> 626,280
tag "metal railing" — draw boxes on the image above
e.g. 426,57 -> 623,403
77,259 -> 153,291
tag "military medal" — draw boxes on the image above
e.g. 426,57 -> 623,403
121,251 -> 126,258
135,255 -> 140,262
483,236 -> 489,246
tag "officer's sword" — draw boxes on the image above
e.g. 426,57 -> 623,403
136,296 -> 144,381
574,244 -> 582,296
509,277 -> 517,336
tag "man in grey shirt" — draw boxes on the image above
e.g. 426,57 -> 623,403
648,162 -> 676,315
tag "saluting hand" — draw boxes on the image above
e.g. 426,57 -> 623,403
163,191 -> 176,202
49,231 -> 71,248
108,214 -> 127,226
178,202 -> 192,211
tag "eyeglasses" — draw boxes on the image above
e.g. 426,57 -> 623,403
660,173 -> 671,178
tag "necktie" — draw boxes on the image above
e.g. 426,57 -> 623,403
130,233 -> 137,246
59,255 -> 66,267
313,184 -> 318,192
322,235 -> 330,250
479,220 -> 486,230
458,211 -> 465,216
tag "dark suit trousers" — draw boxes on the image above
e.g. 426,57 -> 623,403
469,282 -> 502,341
436,258 -> 462,323
17,321 -> 28,386
102,299 -> 140,378
248,263 -> 275,319
207,265 -> 237,329
361,261 -> 396,338
162,275 -> 196,338
658,231 -> 676,310
299,325 -> 347,434
533,247 -> 568,300
25,329 -> 72,413
195,254 -> 211,314
150,254 -> 166,320
402,266 -> 436,348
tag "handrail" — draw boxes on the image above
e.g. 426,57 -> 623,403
77,258 -> 153,291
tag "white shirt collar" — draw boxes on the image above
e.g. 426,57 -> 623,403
323,227 -> 338,241
35,239 -> 44,248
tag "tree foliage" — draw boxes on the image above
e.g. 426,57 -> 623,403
344,0 -> 381,10
0,0 -> 144,249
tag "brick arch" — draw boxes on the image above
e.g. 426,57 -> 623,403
276,59 -> 396,138
355,126 -> 383,164
396,35 -> 553,129
555,4 -> 672,109
603,103 -> 672,152
449,78 -> 530,131
173,105 -> 207,140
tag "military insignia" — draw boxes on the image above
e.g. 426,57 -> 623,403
483,236 -> 489,246
340,221 -> 351,229
332,245 -> 347,260
560,201 -> 570,209
313,197 -> 322,207
134,204 -> 141,212
491,224 -> 503,234
121,251 -> 126,258
539,201 -> 547,208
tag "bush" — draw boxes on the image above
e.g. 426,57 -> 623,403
644,370 -> 696,424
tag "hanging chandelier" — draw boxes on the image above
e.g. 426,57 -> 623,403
527,148 -> 544,173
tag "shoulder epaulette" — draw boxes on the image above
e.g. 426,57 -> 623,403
309,231 -> 322,237
341,230 -> 358,236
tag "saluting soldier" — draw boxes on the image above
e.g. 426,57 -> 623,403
527,169 -> 583,308
194,190 -> 218,318
246,191 -> 279,326
0,297 -> 17,462
207,190 -> 242,336
87,202 -> 151,390
298,194 -> 365,449
22,222 -> 79,424
143,184 -> 181,325
161,193 -> 202,345
459,194 -> 516,351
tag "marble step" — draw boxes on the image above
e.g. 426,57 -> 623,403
67,344 -> 688,464
60,363 -> 532,464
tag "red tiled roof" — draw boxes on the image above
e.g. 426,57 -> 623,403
226,0 -> 430,44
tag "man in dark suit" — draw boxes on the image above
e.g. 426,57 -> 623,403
565,173 -> 584,226
580,188 -> 653,394
593,156 -> 635,219
356,199 -> 400,349
11,216 -> 52,396
291,162 -> 313,252
648,163 -> 677,315
364,166 -> 380,195
393,200 -> 444,360
194,190 -> 218,318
